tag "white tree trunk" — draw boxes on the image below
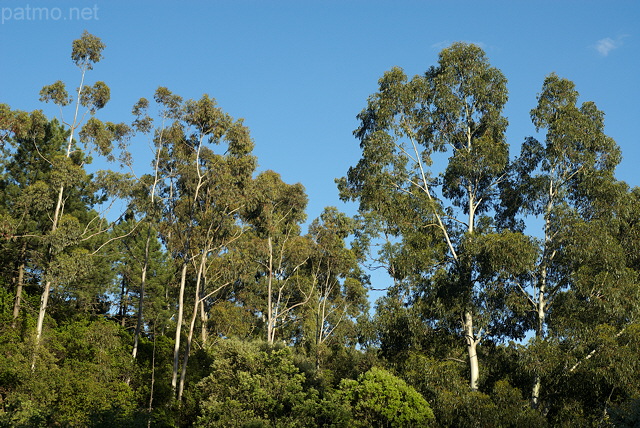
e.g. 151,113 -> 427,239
171,262 -> 188,393
465,311 -> 480,391
11,257 -> 25,328
532,183 -> 554,407
267,236 -> 275,345
178,250 -> 206,401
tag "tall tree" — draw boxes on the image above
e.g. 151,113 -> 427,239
339,42 -> 510,390
304,207 -> 369,369
501,74 -> 635,412
242,170 -> 311,345
32,31 -> 131,368
152,91 -> 256,399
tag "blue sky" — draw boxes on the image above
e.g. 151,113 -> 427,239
1,0 -> 639,292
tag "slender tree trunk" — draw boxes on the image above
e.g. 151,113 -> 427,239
33,184 -> 65,370
200,292 -> 208,345
171,261 -> 188,393
532,189 -> 555,407
532,266 -> 546,408
465,311 -> 479,391
178,250 -> 206,401
34,185 -> 65,338
120,276 -> 128,327
11,262 -> 25,329
315,302 -> 322,370
465,186 -> 480,391
315,280 -> 329,370
267,236 -> 275,345
532,184 -> 556,407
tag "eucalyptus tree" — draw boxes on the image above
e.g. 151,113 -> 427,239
339,43 -> 513,390
242,170 -> 311,345
31,31 -> 131,368
501,74 -> 638,412
152,91 -> 256,399
304,207 -> 369,368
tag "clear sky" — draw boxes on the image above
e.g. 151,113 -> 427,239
1,0 -> 639,293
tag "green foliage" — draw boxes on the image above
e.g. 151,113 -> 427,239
337,366 -> 434,427
39,80 -> 72,106
0,319 -> 136,427
71,30 -> 105,69
395,351 -> 546,427
195,339 -> 331,427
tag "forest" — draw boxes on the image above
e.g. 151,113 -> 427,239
1,31 -> 640,427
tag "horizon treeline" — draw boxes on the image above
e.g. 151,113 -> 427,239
1,32 -> 639,427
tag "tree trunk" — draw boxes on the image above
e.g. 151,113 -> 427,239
200,293 -> 208,345
32,65 -> 87,370
178,250 -> 206,401
32,184 -> 65,370
316,306 -> 322,370
147,323 -> 157,428
465,185 -> 479,391
11,242 -> 27,328
267,236 -> 275,345
532,275 -> 546,408
532,186 -> 554,408
465,311 -> 479,391
171,261 -> 188,394
11,262 -> 25,328
120,275 -> 128,327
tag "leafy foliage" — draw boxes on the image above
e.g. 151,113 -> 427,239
338,366 -> 434,427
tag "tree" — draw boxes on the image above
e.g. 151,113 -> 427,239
110,220 -> 172,353
0,319 -> 136,427
152,91 -> 256,399
304,207 -> 369,369
242,170 -> 311,345
195,339 -> 327,428
0,110 -> 53,328
339,42 -> 511,390
500,74 -> 634,412
32,31 -> 131,368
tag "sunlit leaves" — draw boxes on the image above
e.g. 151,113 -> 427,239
131,97 -> 153,134
39,81 -> 72,107
196,340 -> 320,427
70,30 -> 105,70
154,86 -> 184,120
79,81 -> 110,114
338,366 -> 434,427
79,117 -> 132,164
